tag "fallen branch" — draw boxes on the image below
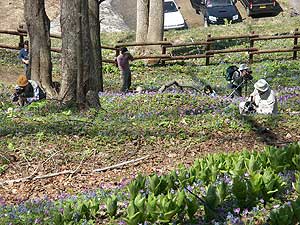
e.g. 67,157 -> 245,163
0,155 -> 150,186
93,155 -> 149,173
158,81 -> 202,93
0,170 -> 75,186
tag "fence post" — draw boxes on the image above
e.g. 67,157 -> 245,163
293,28 -> 298,60
249,31 -> 255,64
161,38 -> 167,66
205,34 -> 211,66
18,25 -> 24,48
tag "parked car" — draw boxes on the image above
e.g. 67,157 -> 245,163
239,0 -> 276,16
164,0 -> 186,30
190,0 -> 242,26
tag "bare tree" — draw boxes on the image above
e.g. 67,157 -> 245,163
89,0 -> 103,92
136,0 -> 164,51
147,0 -> 164,43
136,0 -> 149,43
60,0 -> 101,108
60,0 -> 77,103
24,0 -> 56,97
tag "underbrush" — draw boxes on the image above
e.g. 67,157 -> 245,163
1,16 -> 300,224
1,143 -> 300,225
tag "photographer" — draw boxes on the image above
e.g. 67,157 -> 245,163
239,79 -> 278,115
228,64 -> 253,97
116,47 -> 134,92
11,75 -> 46,106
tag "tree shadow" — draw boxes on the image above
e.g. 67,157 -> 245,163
241,115 -> 281,146
170,46 -> 205,56
212,38 -> 249,50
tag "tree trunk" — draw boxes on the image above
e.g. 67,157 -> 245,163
76,0 -> 85,106
24,0 -> 56,97
89,0 -> 103,92
147,0 -> 164,46
60,0 -> 77,102
60,0 -> 100,108
136,0 -> 149,43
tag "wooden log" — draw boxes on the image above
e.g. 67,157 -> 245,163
249,48 -> 300,55
207,47 -> 256,55
166,41 -> 210,48
17,28 -> 61,39
0,44 -> 20,50
208,34 -> 258,41
115,41 -> 172,48
251,34 -> 300,41
0,30 -> 27,36
164,54 -> 209,61
93,155 -> 149,173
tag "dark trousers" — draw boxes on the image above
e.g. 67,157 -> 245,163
25,64 -> 31,80
121,70 -> 131,92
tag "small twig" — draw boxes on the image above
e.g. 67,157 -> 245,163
93,155 -> 149,173
68,155 -> 87,178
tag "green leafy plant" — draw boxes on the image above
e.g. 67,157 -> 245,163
105,195 -> 118,218
292,172 -> 300,195
269,204 -> 294,225
128,174 -> 146,200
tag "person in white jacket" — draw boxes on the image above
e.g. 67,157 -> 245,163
239,79 -> 278,115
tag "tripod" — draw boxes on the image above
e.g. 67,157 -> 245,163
228,78 -> 253,98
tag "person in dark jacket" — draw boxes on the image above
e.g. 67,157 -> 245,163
18,41 -> 30,79
11,75 -> 46,106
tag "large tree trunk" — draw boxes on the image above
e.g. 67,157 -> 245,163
24,0 -> 56,97
147,0 -> 164,45
89,0 -> 103,92
60,0 -> 100,108
76,0 -> 85,106
60,0 -> 77,102
136,0 -> 149,43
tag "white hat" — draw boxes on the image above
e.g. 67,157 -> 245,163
254,79 -> 269,92
239,64 -> 249,71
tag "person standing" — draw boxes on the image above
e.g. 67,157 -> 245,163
18,40 -> 30,79
229,64 -> 252,97
239,79 -> 278,115
116,47 -> 134,92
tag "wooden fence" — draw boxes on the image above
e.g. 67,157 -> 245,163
0,28 -> 299,65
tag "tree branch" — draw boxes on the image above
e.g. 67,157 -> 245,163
93,155 -> 149,172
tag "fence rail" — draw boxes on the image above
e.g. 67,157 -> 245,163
0,28 -> 299,65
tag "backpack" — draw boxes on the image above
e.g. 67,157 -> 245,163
225,65 -> 239,81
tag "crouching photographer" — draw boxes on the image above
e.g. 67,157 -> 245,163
11,75 -> 46,106
239,79 -> 278,115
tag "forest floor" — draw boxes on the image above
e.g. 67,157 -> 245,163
0,0 -> 300,206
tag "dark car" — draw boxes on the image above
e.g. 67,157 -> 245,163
239,0 -> 276,16
191,0 -> 242,26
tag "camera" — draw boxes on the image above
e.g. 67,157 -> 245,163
244,70 -> 253,81
244,100 -> 256,113
11,87 -> 24,102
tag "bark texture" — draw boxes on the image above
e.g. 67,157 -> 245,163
60,0 -> 101,108
147,0 -> 164,43
136,0 -> 149,43
60,0 -> 77,102
89,0 -> 103,92
24,0 -> 56,97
